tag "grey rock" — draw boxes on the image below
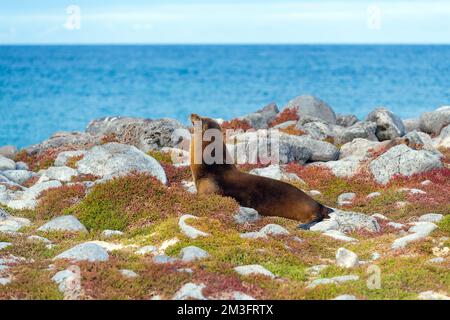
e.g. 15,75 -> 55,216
54,150 -> 86,167
434,124 -> 450,149
135,245 -> 157,255
276,134 -> 313,164
0,174 -> 25,191
367,192 -> 382,199
234,265 -> 275,278
332,275 -> 360,283
228,130 -> 311,165
337,192 -> 356,206
249,164 -> 305,183
38,215 -> 87,233
27,235 -> 52,245
400,130 -> 435,151
120,269 -> 139,278
418,290 -> 450,300
292,135 -> 339,162
102,229 -> 124,238
371,252 -> 381,260
180,246 -> 210,262
86,117 -> 186,152
54,243 -> 109,262
240,231 -> 267,239
409,222 -> 438,235
336,114 -> 359,127
0,156 -> 16,171
179,214 -> 210,239
241,223 -> 289,239
296,115 -> 330,126
333,294 -> 357,300
15,162 -> 29,170
38,166 -> 78,183
391,222 -> 438,250
239,103 -> 279,129
1,170 -> 35,185
321,157 -> 363,178
6,199 -> 37,211
371,213 -> 388,220
369,144 -> 442,184
306,278 -> 336,289
0,265 -> 9,272
152,254 -> 177,264
398,187 -> 426,195
24,131 -> 101,156
22,180 -> 62,201
52,269 -> 77,293
177,268 -> 194,274
0,216 -> 31,233
233,207 -> 261,224
230,292 -> 256,300
323,230 -> 357,242
306,264 -> 328,276
310,220 -> 339,232
419,106 -> 450,135
0,254 -> 26,265
300,121 -> 334,140
386,222 -> 405,229
0,276 -> 12,285
284,95 -> 336,124
339,138 -> 382,160
173,283 -> 207,300
403,118 -> 420,132
366,107 -> 406,140
336,247 -> 359,268
427,257 -> 445,264
307,275 -> 359,289
419,213 -> 444,223
308,190 -> 322,196
272,120 -> 297,129
0,208 -> 10,221
181,180 -> 197,194
76,142 -> 167,184
334,121 -> 378,145
330,209 -> 381,233
0,146 -> 18,160
260,224 -> 290,236
0,242 -> 12,250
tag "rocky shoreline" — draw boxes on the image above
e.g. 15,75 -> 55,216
0,94 -> 449,300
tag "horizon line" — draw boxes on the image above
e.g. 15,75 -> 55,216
2,43 -> 450,46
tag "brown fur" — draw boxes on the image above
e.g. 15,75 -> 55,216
190,114 -> 332,228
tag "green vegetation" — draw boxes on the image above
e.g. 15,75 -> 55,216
0,157 -> 448,300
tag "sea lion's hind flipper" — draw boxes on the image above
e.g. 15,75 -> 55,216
298,205 -> 334,230
298,221 -> 319,230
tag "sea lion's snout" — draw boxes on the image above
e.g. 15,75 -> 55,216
190,113 -> 201,124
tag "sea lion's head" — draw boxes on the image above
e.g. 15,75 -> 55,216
190,113 -> 222,132
190,113 -> 231,166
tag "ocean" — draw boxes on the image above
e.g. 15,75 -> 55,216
1,45 -> 449,148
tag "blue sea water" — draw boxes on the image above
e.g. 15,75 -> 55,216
1,45 -> 450,148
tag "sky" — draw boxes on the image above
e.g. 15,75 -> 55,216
1,0 -> 450,44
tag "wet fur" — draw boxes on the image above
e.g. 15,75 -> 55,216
190,114 -> 333,228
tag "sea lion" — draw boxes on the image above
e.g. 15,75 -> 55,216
189,113 -> 333,229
